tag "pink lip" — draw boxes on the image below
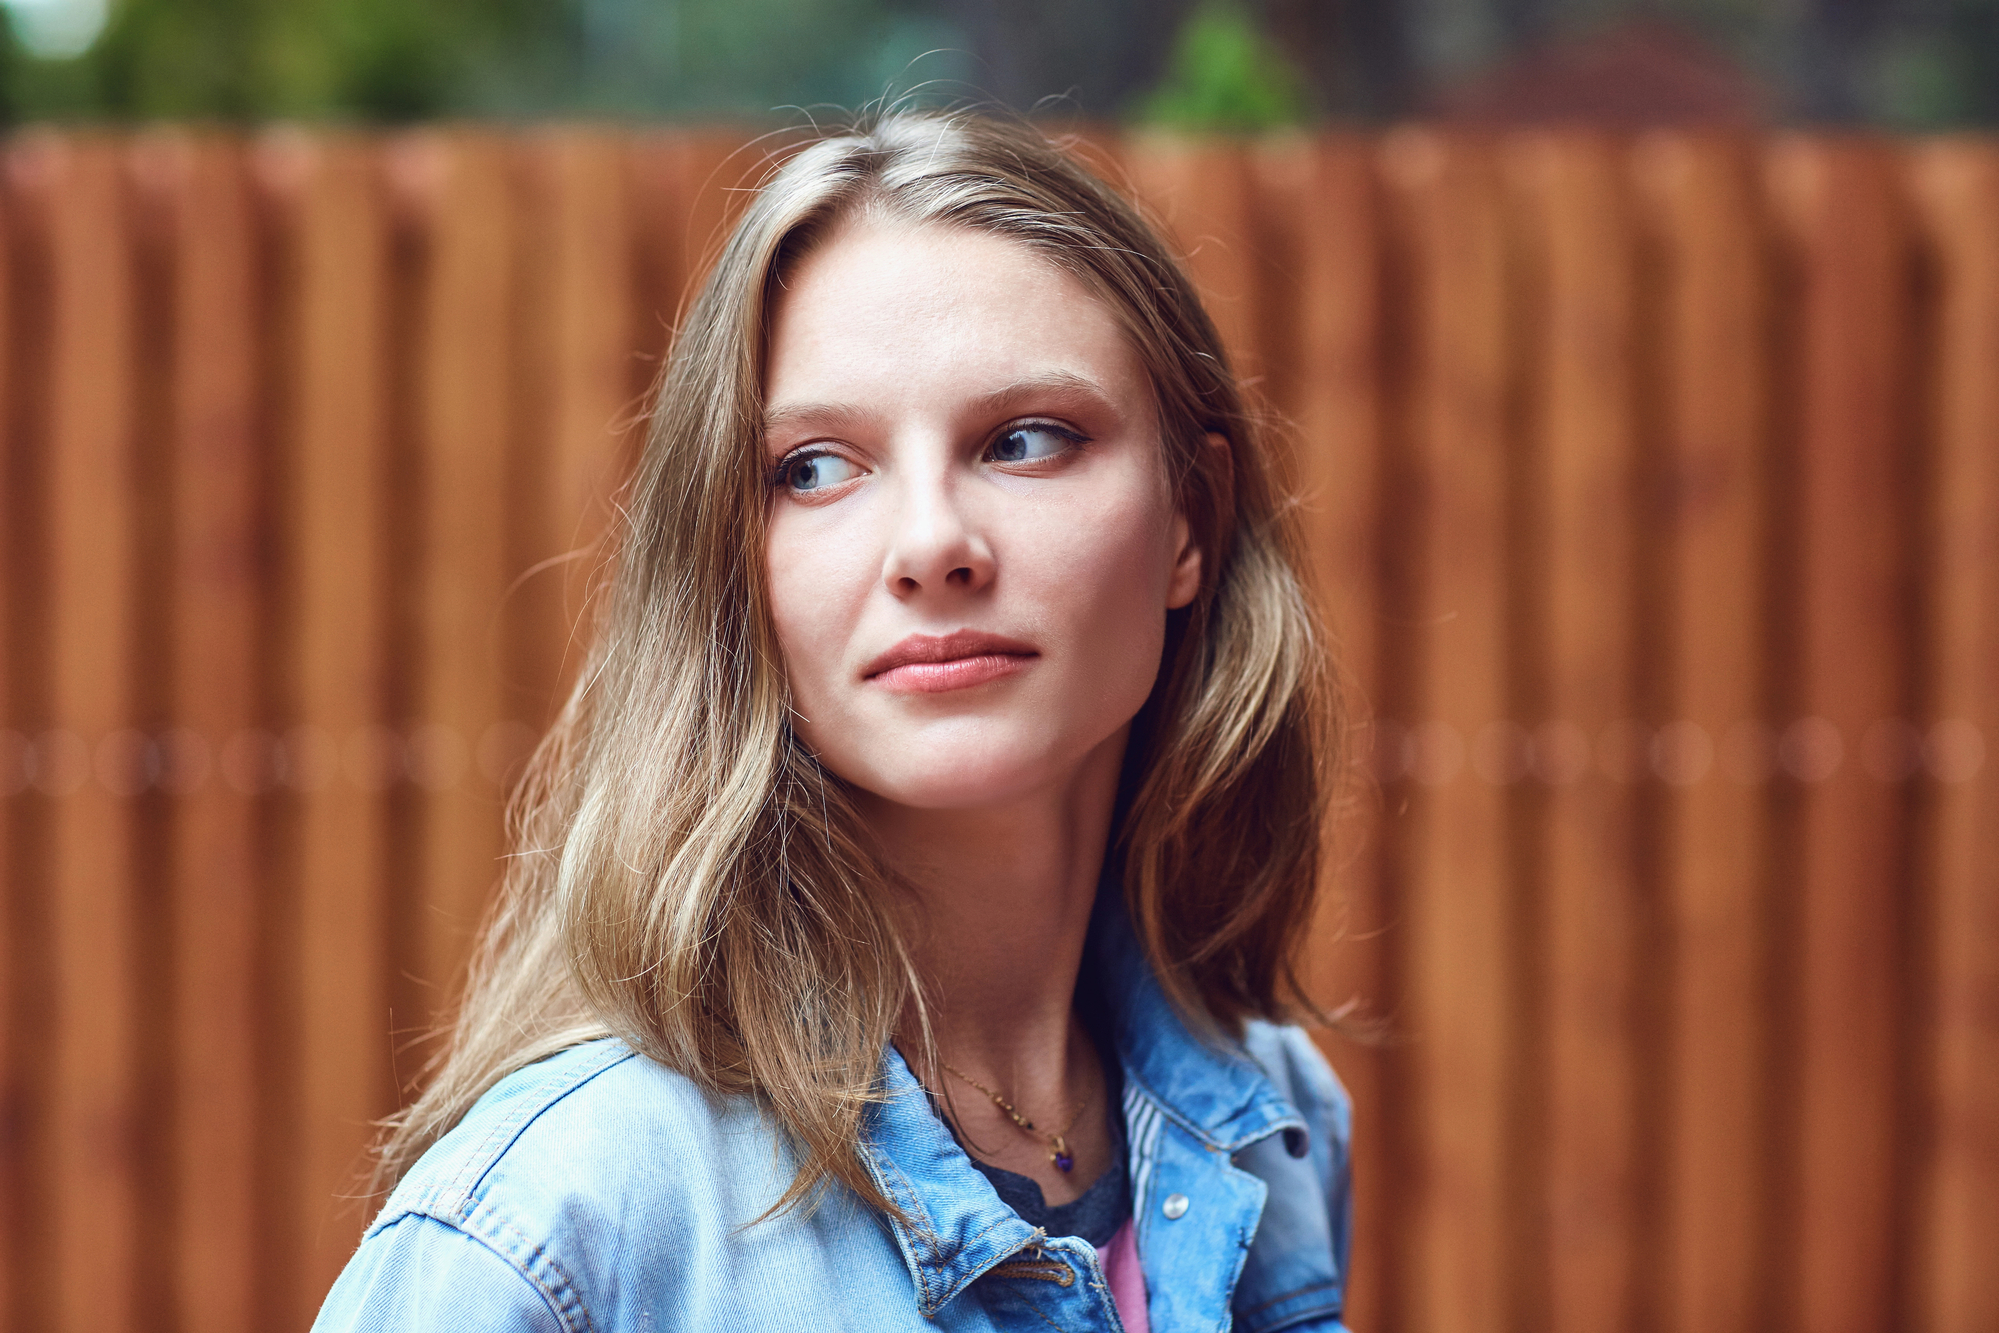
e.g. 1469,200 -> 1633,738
863,630 -> 1039,694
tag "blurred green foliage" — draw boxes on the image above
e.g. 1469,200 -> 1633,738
0,0 -> 1993,127
1136,0 -> 1304,132
1,0 -> 559,120
0,0 -> 969,123
1881,0 -> 1999,127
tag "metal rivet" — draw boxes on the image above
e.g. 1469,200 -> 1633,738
1162,1193 -> 1190,1220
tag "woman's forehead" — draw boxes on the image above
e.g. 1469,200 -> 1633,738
763,219 -> 1150,425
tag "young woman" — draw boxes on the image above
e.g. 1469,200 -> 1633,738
316,109 -> 1352,1333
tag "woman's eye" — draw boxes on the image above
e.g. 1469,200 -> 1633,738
779,452 -> 863,493
988,425 -> 1074,464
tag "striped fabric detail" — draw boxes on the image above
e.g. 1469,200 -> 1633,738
1122,1081 -> 1165,1232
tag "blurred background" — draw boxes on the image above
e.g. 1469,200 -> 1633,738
0,0 -> 1996,128
1,4 -> 1996,1333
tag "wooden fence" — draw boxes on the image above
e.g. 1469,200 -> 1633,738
0,126 -> 1992,1333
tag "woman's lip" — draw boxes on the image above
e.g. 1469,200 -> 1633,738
862,630 -> 1039,692
870,653 -> 1034,694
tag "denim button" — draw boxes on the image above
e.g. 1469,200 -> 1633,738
1162,1193 -> 1189,1220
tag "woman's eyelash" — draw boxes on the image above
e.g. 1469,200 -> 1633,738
989,421 -> 1089,453
1010,419 -> 1084,440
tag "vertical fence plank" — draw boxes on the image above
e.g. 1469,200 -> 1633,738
625,130 -> 678,408
1511,131 -> 1645,1333
0,146 -> 20,1333
1768,138 -> 1913,1333
138,132 -> 266,1333
0,143 -> 58,1333
1636,133 -> 1777,1333
267,133 -> 395,1320
1124,137 -> 1266,386
663,129 -> 759,339
1909,142 -> 1999,1333
517,132 -> 634,725
400,132 -> 518,1019
23,133 -> 142,1333
1283,134 -> 1394,1333
1380,129 -> 1521,1333
629,128 -> 749,408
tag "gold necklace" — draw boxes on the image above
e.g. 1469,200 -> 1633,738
941,1061 -> 1087,1173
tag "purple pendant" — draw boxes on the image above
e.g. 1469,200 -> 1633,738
1054,1150 -> 1074,1173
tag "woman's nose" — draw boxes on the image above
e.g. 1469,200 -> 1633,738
879,469 -> 995,599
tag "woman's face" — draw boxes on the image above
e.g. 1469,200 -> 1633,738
763,220 -> 1202,811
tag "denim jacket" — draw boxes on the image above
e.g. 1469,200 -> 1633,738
315,902 -> 1353,1332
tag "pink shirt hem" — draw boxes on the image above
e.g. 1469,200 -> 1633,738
1094,1219 -> 1149,1333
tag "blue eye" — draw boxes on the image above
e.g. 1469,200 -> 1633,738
989,425 -> 1075,463
779,451 -> 863,493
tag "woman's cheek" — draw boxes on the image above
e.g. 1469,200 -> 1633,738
1051,480 -> 1176,616
767,522 -> 865,734
1029,491 -> 1175,700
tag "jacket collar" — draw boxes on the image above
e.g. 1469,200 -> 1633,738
858,1045 -> 1041,1319
857,890 -> 1305,1317
1089,891 -> 1308,1153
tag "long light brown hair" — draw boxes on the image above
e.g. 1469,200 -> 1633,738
375,109 -> 1341,1215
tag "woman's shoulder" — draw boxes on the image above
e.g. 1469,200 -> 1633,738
384,1037 -> 792,1229
317,1039 -> 800,1330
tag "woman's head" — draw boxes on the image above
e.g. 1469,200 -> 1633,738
379,109 -> 1339,1209
764,216 -> 1203,815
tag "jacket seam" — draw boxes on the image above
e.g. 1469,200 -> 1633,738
426,1042 -> 635,1217
470,1042 -> 635,1197
1241,1277 -> 1343,1318
386,1211 -> 596,1333
450,1197 -> 602,1333
368,1041 -> 636,1241
1239,1279 -> 1351,1327
863,1140 -> 940,1311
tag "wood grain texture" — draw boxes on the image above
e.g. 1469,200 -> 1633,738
1379,129 -> 1521,1333
625,129 -> 688,414
1124,136 -> 1266,387
141,131 -> 266,1333
401,131 -> 516,1020
0,126 -> 1992,1333
0,145 -> 20,1333
1274,134 -> 1394,1333
631,128 -> 756,399
1636,132 -> 1776,1333
1767,137 -> 1912,1333
1510,131 -> 1644,1333
0,142 -> 58,1333
30,133 -> 141,1333
1908,141 -> 1999,1333
268,133 -> 394,1319
519,130 -> 633,723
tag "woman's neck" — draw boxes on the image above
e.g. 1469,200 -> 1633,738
859,725 -> 1128,1201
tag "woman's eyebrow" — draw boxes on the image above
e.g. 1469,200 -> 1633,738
762,401 -> 872,442
970,371 -> 1116,418
763,371 -> 1115,442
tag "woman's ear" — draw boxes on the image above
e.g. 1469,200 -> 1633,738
1166,432 -> 1230,610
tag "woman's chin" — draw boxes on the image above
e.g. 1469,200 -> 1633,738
844,754 -> 1071,814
